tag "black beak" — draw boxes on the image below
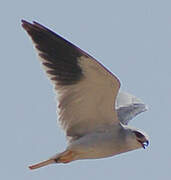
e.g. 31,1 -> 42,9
142,140 -> 149,149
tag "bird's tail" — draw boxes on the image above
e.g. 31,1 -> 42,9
29,150 -> 75,170
29,159 -> 56,170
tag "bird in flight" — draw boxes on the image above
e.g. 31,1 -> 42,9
21,20 -> 149,170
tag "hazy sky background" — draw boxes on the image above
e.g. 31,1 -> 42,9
1,0 -> 171,179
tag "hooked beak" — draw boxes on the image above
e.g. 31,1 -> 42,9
141,140 -> 149,149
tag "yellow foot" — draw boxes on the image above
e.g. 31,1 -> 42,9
56,150 -> 75,163
28,150 -> 76,170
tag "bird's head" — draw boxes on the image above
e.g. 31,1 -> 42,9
122,125 -> 149,150
132,130 -> 149,149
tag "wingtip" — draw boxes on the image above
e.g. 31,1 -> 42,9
21,19 -> 31,26
21,19 -> 27,23
21,19 -> 33,31
21,19 -> 50,33
144,104 -> 149,111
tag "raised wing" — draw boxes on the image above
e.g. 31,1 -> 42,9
116,92 -> 148,125
22,20 -> 120,139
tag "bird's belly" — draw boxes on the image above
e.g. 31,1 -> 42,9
68,130 -> 128,160
75,146 -> 122,159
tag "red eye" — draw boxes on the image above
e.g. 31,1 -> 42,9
133,131 -> 144,139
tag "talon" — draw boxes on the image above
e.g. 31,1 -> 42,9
56,150 -> 75,163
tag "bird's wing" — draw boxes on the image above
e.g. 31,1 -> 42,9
22,20 -> 121,138
116,92 -> 148,125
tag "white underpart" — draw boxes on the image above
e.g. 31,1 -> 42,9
54,56 -> 120,137
37,49 -> 147,136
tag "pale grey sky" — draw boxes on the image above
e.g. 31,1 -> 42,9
1,0 -> 170,179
